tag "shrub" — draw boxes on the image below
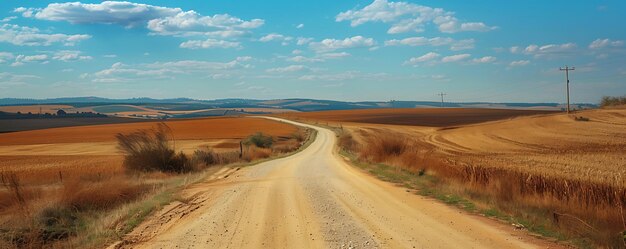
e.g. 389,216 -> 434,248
600,96 -> 626,108
193,149 -> 218,166
116,123 -> 193,173
337,131 -> 358,152
291,130 -> 306,142
245,132 -> 274,148
192,149 -> 241,166
243,147 -> 272,162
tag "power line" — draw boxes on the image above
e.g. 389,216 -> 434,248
437,92 -> 447,107
559,65 -> 575,113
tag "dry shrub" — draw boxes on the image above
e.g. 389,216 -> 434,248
192,149 -> 240,166
600,95 -> 626,108
61,177 -> 146,211
272,140 -> 299,153
245,132 -> 274,148
244,147 -> 272,161
291,129 -> 307,142
337,131 -> 358,152
116,123 -> 193,173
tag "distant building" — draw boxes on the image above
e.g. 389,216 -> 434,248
57,109 -> 67,116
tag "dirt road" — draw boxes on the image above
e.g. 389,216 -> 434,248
116,118 -> 556,249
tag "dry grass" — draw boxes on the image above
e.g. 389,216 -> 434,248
339,128 -> 626,247
60,177 -> 147,211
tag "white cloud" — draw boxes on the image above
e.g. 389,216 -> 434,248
441,53 -> 471,63
516,43 -> 576,58
472,56 -> 496,63
286,52 -> 350,63
296,37 -> 314,46
319,52 -> 351,59
385,36 -> 474,51
21,1 -> 180,27
18,1 -> 264,44
589,38 -> 624,49
509,60 -> 530,67
296,23 -> 304,29
1,16 -> 17,23
287,56 -> 323,63
309,36 -> 376,52
0,23 -> 90,46
147,11 -> 264,36
266,65 -> 308,73
103,54 -> 117,58
89,57 -> 253,82
298,71 -> 388,81
52,50 -> 92,61
179,39 -> 241,49
404,52 -> 439,65
0,52 -> 14,63
336,0 -> 496,34
12,54 -> 49,66
259,33 -> 293,45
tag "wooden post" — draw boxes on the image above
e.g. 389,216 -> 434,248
239,140 -> 243,158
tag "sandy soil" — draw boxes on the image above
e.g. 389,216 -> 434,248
111,118 -> 563,249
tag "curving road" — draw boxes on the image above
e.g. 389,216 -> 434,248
119,117 -> 554,249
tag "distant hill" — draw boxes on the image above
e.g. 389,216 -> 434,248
0,97 -> 597,112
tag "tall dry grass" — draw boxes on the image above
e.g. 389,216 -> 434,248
340,129 -> 626,248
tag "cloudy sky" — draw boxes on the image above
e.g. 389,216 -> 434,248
0,0 -> 624,103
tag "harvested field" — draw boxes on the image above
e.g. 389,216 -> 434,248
325,108 -> 626,247
0,117 -> 296,146
0,117 -> 298,183
0,117 -> 149,133
281,108 -> 555,127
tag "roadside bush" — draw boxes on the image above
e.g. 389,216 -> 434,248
193,149 -> 218,166
361,133 -> 410,163
245,132 -> 274,148
291,130 -> 306,142
337,131 -> 358,152
600,95 -> 626,108
192,149 -> 241,166
243,147 -> 272,162
116,123 -> 193,173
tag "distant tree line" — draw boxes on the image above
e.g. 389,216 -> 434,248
0,110 -> 107,119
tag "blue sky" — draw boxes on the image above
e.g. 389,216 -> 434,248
0,0 -> 624,103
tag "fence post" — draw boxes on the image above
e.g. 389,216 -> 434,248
239,140 -> 243,158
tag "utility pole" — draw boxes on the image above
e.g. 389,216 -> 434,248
559,66 -> 575,114
437,92 -> 447,107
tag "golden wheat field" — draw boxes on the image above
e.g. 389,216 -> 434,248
306,107 -> 626,246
